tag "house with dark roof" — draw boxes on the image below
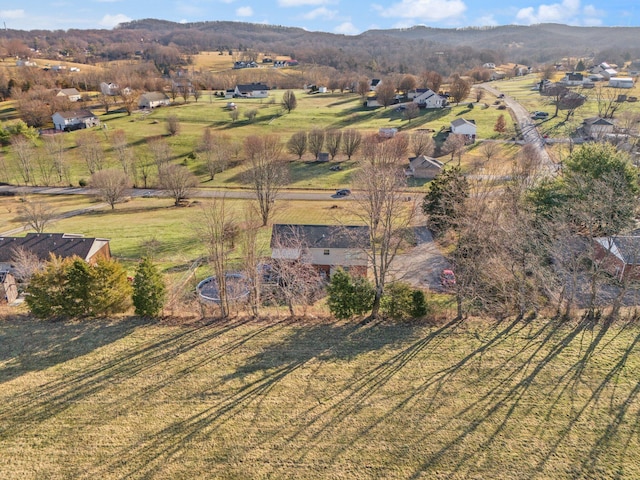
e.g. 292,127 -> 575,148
233,83 -> 270,98
271,224 -> 370,277
56,88 -> 81,102
52,110 -> 99,131
406,155 -> 444,179
409,89 -> 447,108
582,117 -> 615,139
138,92 -> 170,109
0,233 -> 111,273
594,236 -> 640,281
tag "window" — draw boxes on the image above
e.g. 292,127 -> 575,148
324,249 -> 330,255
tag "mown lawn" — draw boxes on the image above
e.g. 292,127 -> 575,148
0,315 -> 639,479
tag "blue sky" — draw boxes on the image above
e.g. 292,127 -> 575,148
0,0 -> 637,34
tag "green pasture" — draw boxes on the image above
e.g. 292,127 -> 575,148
1,315 -> 639,479
1,90 -> 515,189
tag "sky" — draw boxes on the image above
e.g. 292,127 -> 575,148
0,0 -> 637,35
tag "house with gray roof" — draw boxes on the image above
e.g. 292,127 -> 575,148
56,88 -> 81,102
52,110 -> 99,131
271,224 -> 370,277
233,83 -> 270,98
0,233 -> 111,274
594,236 -> 640,281
138,92 -> 170,109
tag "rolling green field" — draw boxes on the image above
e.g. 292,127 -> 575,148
0,315 -> 639,479
1,89 -> 513,188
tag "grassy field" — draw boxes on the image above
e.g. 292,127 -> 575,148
0,89 -> 513,187
0,315 -> 639,479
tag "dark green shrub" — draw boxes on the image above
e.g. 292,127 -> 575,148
26,256 -> 132,319
381,282 -> 429,320
326,268 -> 374,319
132,257 -> 166,318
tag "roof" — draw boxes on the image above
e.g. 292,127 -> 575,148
596,236 -> 640,265
451,118 -> 476,128
58,88 -> 80,96
236,83 -> 270,92
140,91 -> 169,101
409,155 -> 444,170
584,117 -> 615,126
271,224 -> 370,250
53,109 -> 96,120
0,233 -> 110,264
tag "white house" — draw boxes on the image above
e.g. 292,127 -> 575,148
52,110 -> 99,131
450,118 -> 477,141
410,88 -> 447,108
138,92 -> 170,109
591,62 -> 618,80
271,224 -> 370,278
100,82 -> 120,96
233,83 -> 270,98
56,88 -> 81,102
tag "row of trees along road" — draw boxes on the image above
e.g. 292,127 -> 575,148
423,142 -> 639,321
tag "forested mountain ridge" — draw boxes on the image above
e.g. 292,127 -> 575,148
2,20 -> 640,76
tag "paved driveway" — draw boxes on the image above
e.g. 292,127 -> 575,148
391,226 -> 450,290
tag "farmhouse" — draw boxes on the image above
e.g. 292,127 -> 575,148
450,118 -> 477,142
52,110 -> 99,131
139,92 -> 171,109
271,224 -> 370,278
0,233 -> 111,274
233,83 -> 270,98
406,155 -> 444,179
594,236 -> 640,281
410,89 -> 447,108
56,88 -> 81,102
591,62 -> 618,79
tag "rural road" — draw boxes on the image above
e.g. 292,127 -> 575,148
480,82 -> 556,173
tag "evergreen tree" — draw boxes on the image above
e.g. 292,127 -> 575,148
326,269 -> 374,319
422,166 -> 469,235
132,257 -> 166,318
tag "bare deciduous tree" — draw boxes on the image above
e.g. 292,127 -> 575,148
197,197 -> 238,318
410,131 -> 435,157
90,168 -> 130,209
449,77 -> 471,104
11,135 -> 35,185
403,102 -> 420,122
158,163 -> 199,206
42,134 -> 69,184
308,128 -> 325,160
147,136 -> 172,174
341,129 -> 362,160
287,131 -> 307,159
10,246 -> 43,284
76,132 -> 105,175
325,129 -> 342,160
19,199 -> 57,233
442,133 -> 466,164
352,157 -> 416,318
243,135 -> 288,226
375,81 -> 397,108
282,89 -> 297,113
166,115 -> 180,136
198,129 -> 231,181
594,84 -> 623,119
110,129 -> 132,178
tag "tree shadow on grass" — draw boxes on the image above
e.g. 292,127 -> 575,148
0,317 -> 142,386
0,317 -> 257,443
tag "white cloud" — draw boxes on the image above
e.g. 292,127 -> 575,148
302,7 -> 337,20
374,0 -> 467,22
278,0 -> 333,6
0,9 -> 25,19
236,6 -> 254,17
334,22 -> 360,35
515,0 -> 602,25
474,15 -> 498,26
99,13 -> 131,27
